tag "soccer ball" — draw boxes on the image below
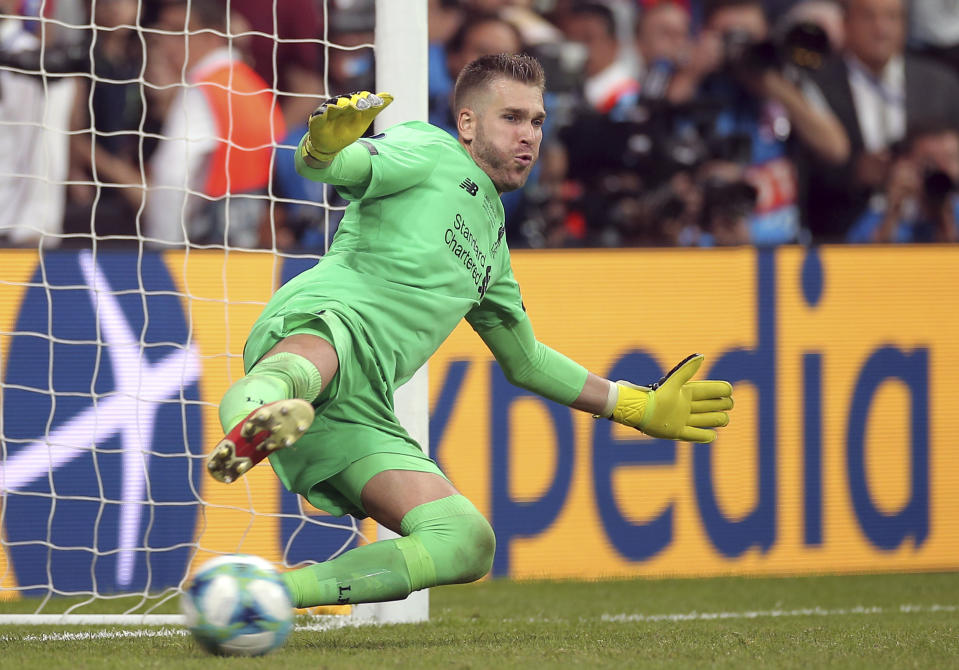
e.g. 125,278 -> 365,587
180,554 -> 294,656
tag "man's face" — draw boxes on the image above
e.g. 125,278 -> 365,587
448,21 -> 521,80
150,6 -> 189,76
638,4 -> 691,64
844,0 -> 905,71
95,0 -> 138,29
564,15 -> 618,76
460,77 -> 545,193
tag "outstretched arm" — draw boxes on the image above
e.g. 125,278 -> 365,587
294,90 -> 392,186
476,317 -> 733,443
294,139 -> 373,186
473,317 -> 590,407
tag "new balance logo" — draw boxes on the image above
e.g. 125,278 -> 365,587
459,178 -> 479,196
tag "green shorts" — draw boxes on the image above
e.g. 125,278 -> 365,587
243,307 -> 444,518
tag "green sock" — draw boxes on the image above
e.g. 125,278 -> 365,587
282,534 -> 435,607
218,351 -> 324,432
281,495 -> 494,607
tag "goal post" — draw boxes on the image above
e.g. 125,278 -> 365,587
0,0 -> 429,626
351,0 -> 431,626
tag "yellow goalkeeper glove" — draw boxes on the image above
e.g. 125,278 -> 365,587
604,354 -> 733,443
302,91 -> 394,164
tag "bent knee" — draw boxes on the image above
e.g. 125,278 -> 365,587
454,513 -> 496,584
401,495 -> 497,587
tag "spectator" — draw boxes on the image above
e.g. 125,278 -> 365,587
144,0 -> 285,248
637,1 -> 692,71
271,1 -> 376,251
500,0 -> 566,47
761,0 -> 804,23
230,0 -> 323,130
802,0 -> 959,241
909,0 -> 959,77
66,0 -> 146,244
847,122 -> 959,243
665,0 -> 849,245
634,1 -> 692,100
0,0 -> 77,247
696,160 -> 757,245
779,0 -> 844,53
561,2 -> 640,114
428,0 -> 465,131
430,12 -> 524,134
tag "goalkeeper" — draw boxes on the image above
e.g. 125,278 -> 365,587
207,53 -> 734,608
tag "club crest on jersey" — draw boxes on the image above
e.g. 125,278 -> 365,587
491,224 -> 506,257
479,265 -> 492,298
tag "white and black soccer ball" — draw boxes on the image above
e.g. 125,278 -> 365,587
181,554 -> 294,656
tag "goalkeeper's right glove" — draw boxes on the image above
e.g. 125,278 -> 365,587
601,354 -> 733,443
302,91 -> 394,164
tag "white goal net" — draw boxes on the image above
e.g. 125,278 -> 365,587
0,0 -> 427,625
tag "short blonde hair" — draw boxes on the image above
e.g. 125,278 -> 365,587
452,53 -> 545,114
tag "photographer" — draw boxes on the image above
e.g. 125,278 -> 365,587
661,0 -> 848,245
697,160 -> 758,246
846,122 -> 959,243
667,0 -> 849,165
801,0 -> 959,242
0,1 -> 77,248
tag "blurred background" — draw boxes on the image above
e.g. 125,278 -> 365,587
1,0 -> 958,598
1,0 -> 957,252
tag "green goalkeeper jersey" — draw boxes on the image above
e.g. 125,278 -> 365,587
261,121 -> 526,391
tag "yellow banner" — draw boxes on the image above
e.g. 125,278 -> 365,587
430,247 -> 959,578
0,247 -> 957,592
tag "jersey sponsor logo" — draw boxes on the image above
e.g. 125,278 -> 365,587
0,251 -> 204,595
459,178 -> 479,196
445,213 -> 497,295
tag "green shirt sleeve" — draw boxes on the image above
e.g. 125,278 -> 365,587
294,134 -> 373,197
472,316 -> 588,407
467,261 -> 587,406
294,127 -> 441,201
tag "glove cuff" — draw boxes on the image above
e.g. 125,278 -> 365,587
608,383 -> 652,428
636,390 -> 656,431
597,381 -> 619,418
302,137 -> 337,166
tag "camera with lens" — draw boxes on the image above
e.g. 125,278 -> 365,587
722,20 -> 831,74
0,41 -> 90,78
922,168 -> 957,203
556,91 -> 761,244
527,41 -> 588,95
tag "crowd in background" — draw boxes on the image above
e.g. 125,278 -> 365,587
0,0 -> 958,250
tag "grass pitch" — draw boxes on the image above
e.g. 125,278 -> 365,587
0,572 -> 956,669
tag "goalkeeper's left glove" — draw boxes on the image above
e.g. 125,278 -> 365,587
599,354 -> 733,443
302,90 -> 394,164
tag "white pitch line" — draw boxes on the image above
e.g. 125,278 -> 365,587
0,604 -> 955,642
0,617 -> 371,642
0,627 -> 190,642
600,603 -> 959,623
